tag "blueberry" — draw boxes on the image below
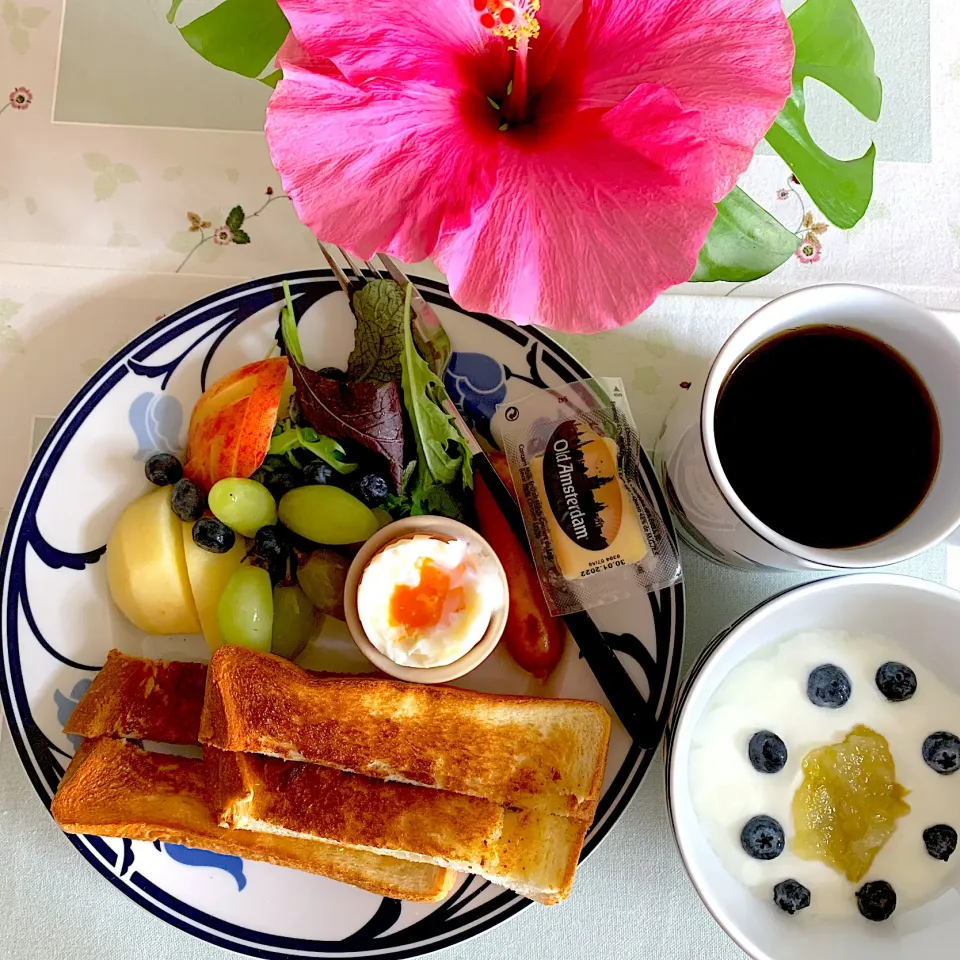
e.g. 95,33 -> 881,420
171,478 -> 206,522
875,661 -> 917,702
923,824 -> 958,861
856,880 -> 897,922
265,466 -> 300,501
352,473 -> 389,508
922,732 -> 960,775
303,461 -> 336,486
807,664 -> 852,708
316,366 -> 346,380
252,524 -> 289,570
144,453 -> 183,487
740,815 -> 785,861
192,517 -> 236,554
748,731 -> 788,774
773,879 -> 811,915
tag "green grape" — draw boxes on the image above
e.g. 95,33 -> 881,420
208,478 -> 278,537
372,507 -> 393,530
297,549 -> 348,620
271,583 -> 323,660
278,485 -> 378,545
217,563 -> 273,652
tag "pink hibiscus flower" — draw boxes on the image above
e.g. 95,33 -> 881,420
266,0 -> 793,332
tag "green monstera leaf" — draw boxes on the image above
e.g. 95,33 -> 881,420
169,0 -> 289,82
694,0 -> 881,281
765,0 -> 882,229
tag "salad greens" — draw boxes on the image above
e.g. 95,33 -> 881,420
268,419 -> 358,474
280,281 -> 406,489
347,280 -> 406,383
398,284 -> 473,519
278,278 -> 473,517
281,282 -> 304,365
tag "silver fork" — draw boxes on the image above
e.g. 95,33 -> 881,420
317,243 -> 452,377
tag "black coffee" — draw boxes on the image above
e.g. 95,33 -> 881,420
714,325 -> 940,549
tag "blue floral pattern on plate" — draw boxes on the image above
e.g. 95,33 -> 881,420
129,392 -> 183,460
443,352 -> 507,445
53,679 -> 92,749
159,841 -> 247,890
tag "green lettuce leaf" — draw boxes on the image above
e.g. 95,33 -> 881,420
268,419 -> 358,475
347,279 -> 406,383
280,281 -> 304,365
399,285 -> 472,518
177,0 -> 289,80
691,187 -> 801,282
765,0 -> 882,228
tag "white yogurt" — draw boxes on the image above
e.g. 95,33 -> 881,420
689,630 -> 960,918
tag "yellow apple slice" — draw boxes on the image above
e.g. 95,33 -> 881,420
181,520 -> 246,652
107,487 -> 202,634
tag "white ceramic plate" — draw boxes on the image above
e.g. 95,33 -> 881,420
0,272 -> 684,959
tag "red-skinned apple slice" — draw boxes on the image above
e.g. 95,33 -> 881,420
184,357 -> 288,490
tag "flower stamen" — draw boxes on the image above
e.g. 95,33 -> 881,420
476,0 -> 540,43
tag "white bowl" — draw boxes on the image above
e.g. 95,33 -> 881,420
665,573 -> 960,960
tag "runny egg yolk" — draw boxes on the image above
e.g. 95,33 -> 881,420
388,558 -> 465,635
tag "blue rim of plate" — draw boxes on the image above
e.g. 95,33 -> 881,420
0,271 -> 684,959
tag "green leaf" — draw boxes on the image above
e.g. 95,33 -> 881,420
225,205 -> 245,232
9,24 -> 28,53
279,281 -> 304,366
260,69 -> 282,88
20,7 -> 49,28
297,427 -> 357,474
166,0 -> 185,24
84,152 -> 112,172
399,284 -> 472,519
2,1 -> 18,26
267,420 -> 357,475
766,0 -> 882,229
347,279 -> 406,383
788,0 -> 881,120
113,163 -> 139,184
691,187 -> 800,282
231,228 -> 251,244
93,173 -> 118,202
178,0 -> 290,79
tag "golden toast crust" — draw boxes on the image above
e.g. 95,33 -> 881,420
214,750 -> 585,904
213,750 -> 505,863
201,647 -> 611,819
52,738 -> 455,902
64,649 -> 206,745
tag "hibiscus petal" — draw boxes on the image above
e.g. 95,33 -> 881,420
435,84 -> 718,332
267,35 -> 499,263
560,0 -> 793,196
527,0 -> 585,91
277,0 -> 509,93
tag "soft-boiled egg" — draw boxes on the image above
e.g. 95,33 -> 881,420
356,535 -> 505,668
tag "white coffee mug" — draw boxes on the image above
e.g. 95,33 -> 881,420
654,284 -> 960,570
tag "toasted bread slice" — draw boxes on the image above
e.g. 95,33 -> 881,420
64,649 -> 206,745
201,646 -> 610,819
214,750 -> 587,904
51,738 -> 455,902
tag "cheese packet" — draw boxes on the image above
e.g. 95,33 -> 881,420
499,378 -> 680,616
